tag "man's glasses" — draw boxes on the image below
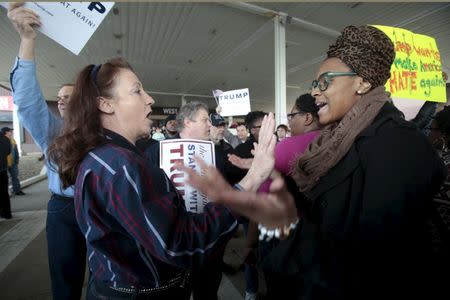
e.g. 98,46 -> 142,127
311,71 -> 357,92
287,112 -> 304,121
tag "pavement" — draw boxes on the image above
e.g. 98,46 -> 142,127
0,178 -> 265,300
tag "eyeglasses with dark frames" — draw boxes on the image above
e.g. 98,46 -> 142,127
287,112 -> 305,121
311,71 -> 357,92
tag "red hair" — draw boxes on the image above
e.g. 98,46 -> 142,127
48,58 -> 132,188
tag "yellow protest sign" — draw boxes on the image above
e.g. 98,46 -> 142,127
373,25 -> 446,103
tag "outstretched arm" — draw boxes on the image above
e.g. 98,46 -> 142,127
228,154 -> 253,169
8,2 -> 62,152
238,113 -> 276,191
177,157 -> 298,229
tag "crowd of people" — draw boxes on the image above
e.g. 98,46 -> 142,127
4,2 -> 450,300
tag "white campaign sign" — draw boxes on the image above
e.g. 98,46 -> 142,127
160,139 -> 215,214
0,2 -> 114,55
215,88 -> 251,117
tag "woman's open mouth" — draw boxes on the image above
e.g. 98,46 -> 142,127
316,101 -> 328,113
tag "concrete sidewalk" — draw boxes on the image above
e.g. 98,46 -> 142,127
0,179 -> 260,299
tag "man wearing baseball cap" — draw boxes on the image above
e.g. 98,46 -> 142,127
209,113 -> 243,184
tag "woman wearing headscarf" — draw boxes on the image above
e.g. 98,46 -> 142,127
181,25 -> 447,300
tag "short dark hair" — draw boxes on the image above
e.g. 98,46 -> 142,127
277,124 -> 288,131
1,127 -> 12,134
164,114 -> 177,126
244,111 -> 266,129
294,93 -> 319,120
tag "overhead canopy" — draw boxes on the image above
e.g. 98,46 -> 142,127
0,2 -> 448,115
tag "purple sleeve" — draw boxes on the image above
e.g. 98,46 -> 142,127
258,131 -> 320,193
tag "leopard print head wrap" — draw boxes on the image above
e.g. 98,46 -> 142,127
327,25 -> 395,88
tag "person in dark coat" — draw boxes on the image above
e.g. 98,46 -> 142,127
232,110 -> 267,299
233,111 -> 267,183
0,131 -> 12,219
182,25 -> 447,300
209,113 -> 237,184
427,106 -> 450,291
163,113 -> 178,139
412,101 -> 438,135
145,102 -> 230,300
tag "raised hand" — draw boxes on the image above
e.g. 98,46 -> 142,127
177,157 -> 298,229
245,113 -> 277,187
8,2 -> 41,40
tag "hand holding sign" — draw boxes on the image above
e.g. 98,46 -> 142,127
3,2 -> 114,55
7,2 -> 41,40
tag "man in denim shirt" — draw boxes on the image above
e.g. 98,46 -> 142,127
8,3 -> 85,299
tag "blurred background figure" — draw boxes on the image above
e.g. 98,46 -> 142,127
209,113 -> 238,184
164,113 -> 178,139
0,129 -> 12,219
276,124 -> 288,142
151,127 -> 165,141
236,123 -> 249,143
224,122 -> 248,148
1,127 -> 25,196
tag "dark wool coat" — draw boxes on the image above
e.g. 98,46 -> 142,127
0,134 -> 11,172
262,102 -> 447,300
